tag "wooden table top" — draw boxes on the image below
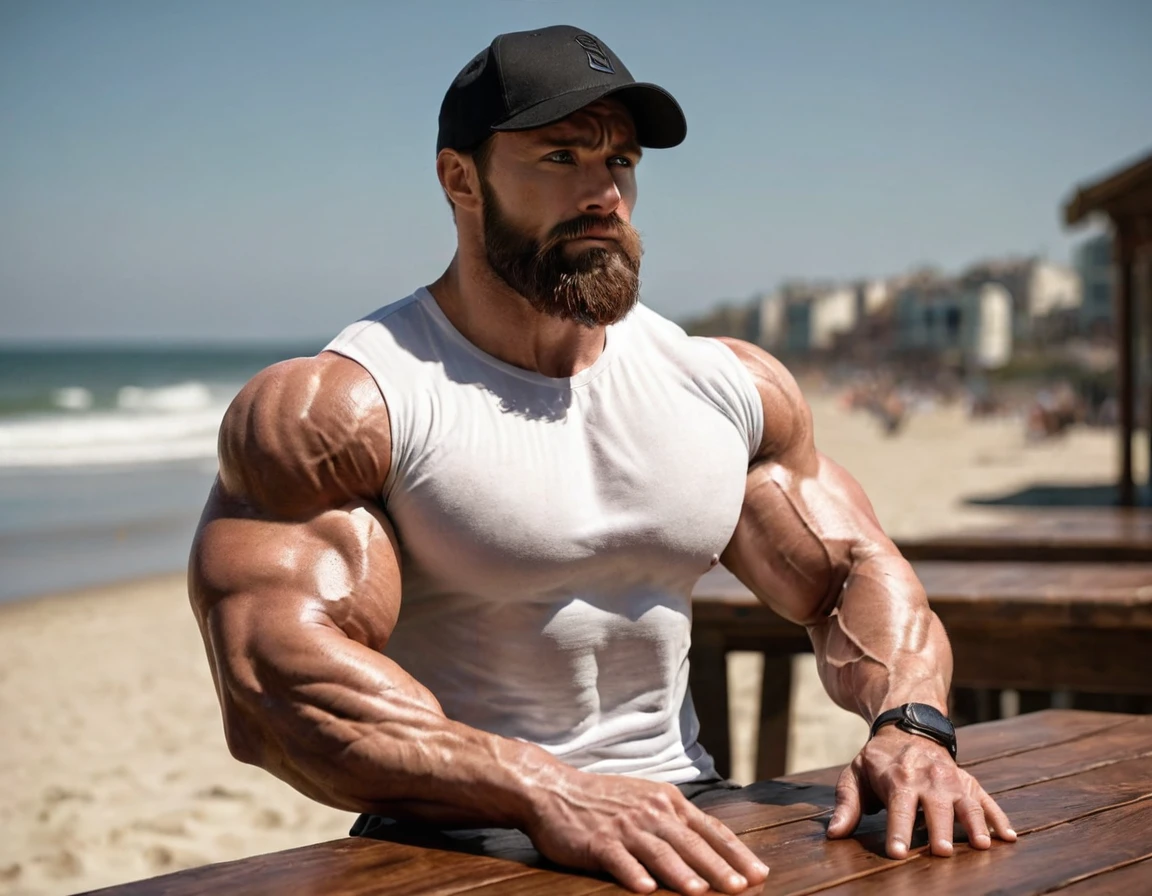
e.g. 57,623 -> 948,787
895,507 -> 1152,563
86,710 -> 1152,895
691,561 -> 1152,632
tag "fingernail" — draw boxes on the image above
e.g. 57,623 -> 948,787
891,838 -> 907,856
728,874 -> 747,889
754,861 -> 769,875
1006,829 -> 1017,839
638,876 -> 656,891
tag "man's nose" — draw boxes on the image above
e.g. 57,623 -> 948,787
575,165 -> 623,217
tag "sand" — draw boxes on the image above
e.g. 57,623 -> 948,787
0,395 -> 1142,896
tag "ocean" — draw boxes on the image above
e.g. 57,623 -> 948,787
0,344 -> 322,603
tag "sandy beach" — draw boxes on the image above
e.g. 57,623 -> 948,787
0,394 -> 1142,896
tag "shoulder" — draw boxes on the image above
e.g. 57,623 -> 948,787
217,352 -> 391,519
712,338 -> 813,464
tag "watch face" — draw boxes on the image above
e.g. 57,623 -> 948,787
905,703 -> 954,735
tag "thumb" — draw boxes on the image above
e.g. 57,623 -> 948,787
827,763 -> 863,839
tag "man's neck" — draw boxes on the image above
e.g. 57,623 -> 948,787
426,256 -> 607,379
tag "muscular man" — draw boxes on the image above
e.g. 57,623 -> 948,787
189,25 -> 1014,896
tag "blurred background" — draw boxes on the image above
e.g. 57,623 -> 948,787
2,2 -> 1151,894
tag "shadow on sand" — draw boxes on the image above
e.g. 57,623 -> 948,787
963,482 -> 1149,508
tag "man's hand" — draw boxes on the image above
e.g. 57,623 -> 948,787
827,727 -> 1017,858
525,770 -> 769,895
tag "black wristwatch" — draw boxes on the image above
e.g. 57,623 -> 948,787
870,703 -> 957,761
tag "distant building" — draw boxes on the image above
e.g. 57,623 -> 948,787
1075,233 -> 1114,337
892,280 -> 1013,369
959,257 -> 1081,346
763,279 -> 889,358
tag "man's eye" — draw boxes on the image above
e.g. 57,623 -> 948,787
609,156 -> 633,167
546,150 -> 575,163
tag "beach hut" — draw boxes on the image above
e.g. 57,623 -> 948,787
1064,149 -> 1152,506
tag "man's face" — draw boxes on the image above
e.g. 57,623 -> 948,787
476,99 -> 643,328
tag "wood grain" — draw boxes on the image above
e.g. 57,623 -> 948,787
1052,856 -> 1152,893
814,796 -> 1152,895
78,837 -> 538,896
81,711 -> 1152,895
894,509 -> 1152,564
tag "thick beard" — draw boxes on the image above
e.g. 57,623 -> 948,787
480,178 -> 642,328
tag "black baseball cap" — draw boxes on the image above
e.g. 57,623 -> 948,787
436,25 -> 687,154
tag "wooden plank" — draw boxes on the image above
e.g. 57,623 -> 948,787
77,838 -> 539,896
949,628 -> 1152,693
894,508 -> 1152,562
721,753 -> 1152,894
814,796 -> 1152,894
82,712 -> 1145,895
454,874 -> 625,895
950,709 -> 1134,767
1052,856 -> 1152,893
692,564 -> 1152,632
991,753 -> 1152,834
705,712 -> 1141,834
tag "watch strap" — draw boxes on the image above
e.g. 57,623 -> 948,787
870,703 -> 958,761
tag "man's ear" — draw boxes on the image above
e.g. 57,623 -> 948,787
437,149 -> 483,215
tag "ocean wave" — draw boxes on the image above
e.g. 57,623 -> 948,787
0,404 -> 228,468
117,381 -> 215,412
52,387 -> 95,411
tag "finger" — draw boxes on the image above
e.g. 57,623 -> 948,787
660,825 -> 750,894
884,787 -> 920,859
980,793 -> 1018,842
593,842 -> 658,894
630,832 -> 712,896
828,763 -> 863,839
955,797 -> 991,849
688,809 -> 770,885
922,796 -> 955,857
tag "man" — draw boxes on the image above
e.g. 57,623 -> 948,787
189,25 -> 1015,896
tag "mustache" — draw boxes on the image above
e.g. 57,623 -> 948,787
540,213 -> 640,262
547,213 -> 629,244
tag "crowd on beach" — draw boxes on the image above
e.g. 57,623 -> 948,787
834,368 -> 1121,442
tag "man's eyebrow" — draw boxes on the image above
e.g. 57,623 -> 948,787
532,133 -> 643,157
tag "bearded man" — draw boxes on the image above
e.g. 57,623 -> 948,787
189,25 -> 1015,896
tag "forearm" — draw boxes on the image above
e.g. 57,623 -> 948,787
219,623 -> 568,827
806,550 -> 952,723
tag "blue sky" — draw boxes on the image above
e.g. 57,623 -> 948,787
2,0 -> 1150,342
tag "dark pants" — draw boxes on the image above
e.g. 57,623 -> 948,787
350,775 -> 743,861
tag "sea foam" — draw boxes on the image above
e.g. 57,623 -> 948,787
0,381 -> 232,469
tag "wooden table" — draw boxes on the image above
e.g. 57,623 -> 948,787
895,508 -> 1152,562
688,562 -> 1152,780
84,711 -> 1152,895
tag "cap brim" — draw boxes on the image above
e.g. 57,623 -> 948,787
492,82 -> 686,149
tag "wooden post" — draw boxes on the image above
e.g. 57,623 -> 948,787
755,654 -> 793,780
1144,238 -> 1152,507
688,630 -> 731,778
1114,222 -> 1135,506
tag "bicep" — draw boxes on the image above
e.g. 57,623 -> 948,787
189,483 -> 404,725
721,449 -> 895,626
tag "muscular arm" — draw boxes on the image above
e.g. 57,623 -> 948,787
717,339 -> 1014,860
189,352 -> 560,825
716,339 -> 950,722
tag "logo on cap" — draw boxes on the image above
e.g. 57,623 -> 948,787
575,34 -> 614,74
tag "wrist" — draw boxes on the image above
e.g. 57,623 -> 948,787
501,738 -> 577,829
869,702 -> 957,761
